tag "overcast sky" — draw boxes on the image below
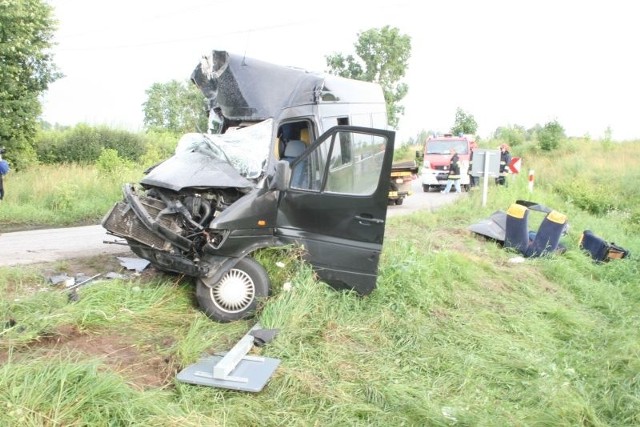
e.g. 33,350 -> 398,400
41,0 -> 640,142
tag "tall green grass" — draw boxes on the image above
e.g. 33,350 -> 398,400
514,139 -> 640,233
0,163 -> 143,231
2,225 -> 638,425
0,139 -> 639,425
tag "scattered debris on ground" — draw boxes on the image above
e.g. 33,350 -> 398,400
43,255 -> 153,303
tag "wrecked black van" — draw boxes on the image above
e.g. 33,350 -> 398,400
102,50 -> 395,322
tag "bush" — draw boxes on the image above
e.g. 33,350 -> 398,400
394,143 -> 420,163
60,124 -> 103,163
495,125 -> 525,147
34,128 -> 65,164
538,120 -> 565,151
47,183 -> 79,212
101,128 -> 146,161
552,177 -> 615,215
139,130 -> 178,168
35,124 -> 146,164
95,148 -> 134,179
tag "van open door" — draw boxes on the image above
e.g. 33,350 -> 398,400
276,126 -> 395,295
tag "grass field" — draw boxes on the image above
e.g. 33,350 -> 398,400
1,139 -> 639,425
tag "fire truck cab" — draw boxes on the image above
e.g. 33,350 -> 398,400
420,134 -> 475,192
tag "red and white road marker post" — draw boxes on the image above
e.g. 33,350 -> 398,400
528,169 -> 535,192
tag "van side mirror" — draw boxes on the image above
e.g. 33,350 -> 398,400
271,160 -> 291,191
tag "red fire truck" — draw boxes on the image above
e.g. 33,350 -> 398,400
420,134 -> 475,192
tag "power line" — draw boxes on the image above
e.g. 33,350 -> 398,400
54,20 -> 305,52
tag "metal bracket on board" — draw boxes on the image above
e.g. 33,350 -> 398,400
176,323 -> 280,392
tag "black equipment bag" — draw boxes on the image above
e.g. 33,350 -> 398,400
579,230 -> 630,262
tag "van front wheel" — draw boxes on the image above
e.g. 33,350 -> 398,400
196,257 -> 270,323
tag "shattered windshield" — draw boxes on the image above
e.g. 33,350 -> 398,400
426,140 -> 469,155
174,119 -> 273,179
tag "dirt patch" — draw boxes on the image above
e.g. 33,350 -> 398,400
430,307 -> 450,320
4,325 -> 179,390
479,278 -> 511,293
1,253 -> 186,389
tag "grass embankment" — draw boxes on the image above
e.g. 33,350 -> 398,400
0,140 -> 639,425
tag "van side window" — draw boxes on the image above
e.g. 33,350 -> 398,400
277,121 -> 312,160
325,131 -> 384,195
291,130 -> 384,195
321,117 -> 349,134
290,148 -> 324,191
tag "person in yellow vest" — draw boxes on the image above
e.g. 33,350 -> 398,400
441,148 -> 462,193
496,143 -> 511,185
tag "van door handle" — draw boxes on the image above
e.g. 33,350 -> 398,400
354,215 -> 384,225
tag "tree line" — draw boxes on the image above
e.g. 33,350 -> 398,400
2,0 -> 573,170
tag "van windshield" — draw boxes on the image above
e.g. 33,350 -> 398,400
175,119 -> 273,179
426,139 -> 469,155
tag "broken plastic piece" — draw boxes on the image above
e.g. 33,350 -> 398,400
49,274 -> 74,286
250,328 -> 279,347
117,257 -> 151,272
66,273 -> 102,291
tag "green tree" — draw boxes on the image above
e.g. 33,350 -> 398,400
450,108 -> 478,135
526,124 -> 542,141
0,0 -> 60,168
601,125 -> 613,151
142,80 -> 208,134
538,119 -> 565,151
416,130 -> 430,146
494,124 -> 525,146
325,26 -> 411,129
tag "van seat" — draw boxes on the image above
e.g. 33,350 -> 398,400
299,128 -> 309,143
283,140 -> 306,162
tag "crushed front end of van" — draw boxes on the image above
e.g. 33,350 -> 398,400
103,50 -> 395,322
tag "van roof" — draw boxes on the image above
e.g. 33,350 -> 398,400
191,50 -> 384,122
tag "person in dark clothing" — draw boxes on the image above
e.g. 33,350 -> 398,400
441,148 -> 462,193
468,141 -> 479,188
496,143 -> 511,185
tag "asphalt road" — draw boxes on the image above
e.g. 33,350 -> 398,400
387,178 -> 462,218
0,225 -> 133,266
0,179 -> 461,267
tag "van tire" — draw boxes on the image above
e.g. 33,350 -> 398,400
196,257 -> 270,323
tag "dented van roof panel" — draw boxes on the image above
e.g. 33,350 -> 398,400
191,50 -> 384,122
